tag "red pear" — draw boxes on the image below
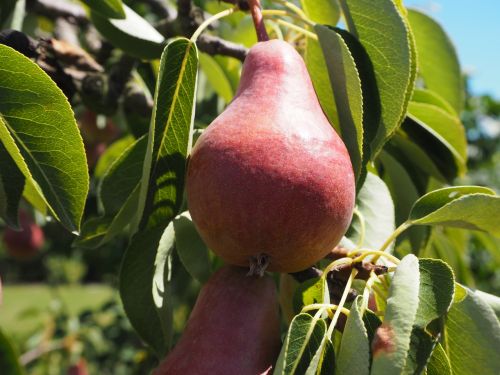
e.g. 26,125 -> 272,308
3,210 -> 44,260
154,265 -> 281,375
186,40 -> 355,273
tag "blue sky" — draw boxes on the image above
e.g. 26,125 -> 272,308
405,0 -> 500,99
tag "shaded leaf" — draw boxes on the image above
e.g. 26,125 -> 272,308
94,135 -> 135,179
304,39 -> 340,133
273,314 -> 327,375
304,336 -> 335,375
401,328 -> 435,375
0,0 -> 17,27
136,38 -> 198,232
340,0 -> 412,155
336,296 -> 369,375
379,151 -> 428,251
409,186 -> 500,235
371,254 -> 420,375
0,329 -> 23,375
199,52 -> 233,103
91,4 -> 165,60
315,25 -> 363,181
0,133 -> 24,227
173,211 -> 211,284
408,9 -> 463,113
347,171 -> 395,251
408,101 -> 467,175
85,0 -> 125,19
99,135 -> 147,215
0,44 -> 88,233
415,258 -> 455,328
119,227 -> 171,357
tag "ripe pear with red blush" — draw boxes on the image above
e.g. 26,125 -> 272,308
3,210 -> 44,260
186,40 -> 355,273
154,265 -> 281,375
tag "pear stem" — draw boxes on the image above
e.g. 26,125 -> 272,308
248,0 -> 270,41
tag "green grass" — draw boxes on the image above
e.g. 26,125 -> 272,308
0,284 -> 114,341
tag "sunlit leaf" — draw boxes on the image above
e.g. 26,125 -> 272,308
0,44 -> 88,233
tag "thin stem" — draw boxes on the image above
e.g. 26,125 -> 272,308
322,257 -> 353,278
327,269 -> 358,338
190,7 -> 236,42
350,249 -> 400,265
377,221 -> 412,254
353,207 -> 366,248
301,303 -> 351,318
20,340 -> 66,366
273,0 -> 315,26
275,19 -> 318,40
248,0 -> 269,41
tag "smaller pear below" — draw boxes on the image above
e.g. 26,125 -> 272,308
187,39 -> 355,273
153,265 -> 281,375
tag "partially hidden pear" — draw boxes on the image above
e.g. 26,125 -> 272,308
187,39 -> 355,273
153,265 -> 281,375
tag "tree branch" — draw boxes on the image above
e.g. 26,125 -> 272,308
197,34 -> 247,61
26,0 -> 88,26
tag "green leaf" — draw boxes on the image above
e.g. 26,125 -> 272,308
304,39 -> 340,133
476,290 -> 500,318
409,186 -> 500,235
199,53 -> 233,103
411,89 -> 456,116
293,277 -> 329,315
85,0 -> 125,19
0,329 -> 23,375
340,0 -> 412,155
0,44 -> 89,233
73,216 -> 112,249
135,38 -> 198,232
408,101 -> 467,175
315,25 -> 363,181
446,287 -> 500,374
415,258 -> 455,328
347,172 -> 395,251
371,254 -> 420,375
173,211 -> 211,284
151,221 -> 175,352
401,328 -> 435,375
379,151 -> 428,251
300,0 -> 340,25
336,296 -> 369,375
94,136 -> 135,179
422,230 -> 474,287
426,343 -> 451,375
91,4 -> 165,60
99,135 -> 147,216
407,9 -> 463,113
119,226 -> 171,357
0,135 -> 24,227
273,313 -> 328,375
304,336 -> 335,375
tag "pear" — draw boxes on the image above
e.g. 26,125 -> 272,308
187,39 -> 355,273
153,266 -> 281,374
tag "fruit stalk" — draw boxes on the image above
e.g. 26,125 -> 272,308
248,0 -> 269,41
